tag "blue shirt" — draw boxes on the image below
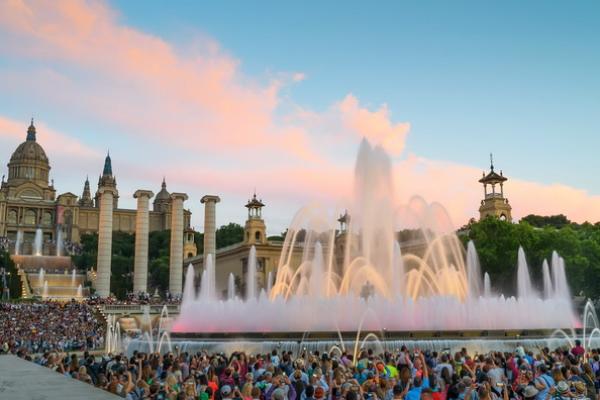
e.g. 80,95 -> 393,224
406,378 -> 430,400
536,374 -> 555,400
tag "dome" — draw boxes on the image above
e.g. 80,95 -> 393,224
6,120 -> 51,187
153,178 -> 171,212
10,140 -> 49,164
154,178 -> 170,201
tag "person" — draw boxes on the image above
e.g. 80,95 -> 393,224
266,375 -> 297,400
523,386 -> 540,400
406,353 -> 429,400
549,381 -> 571,400
571,341 -> 585,359
534,365 -> 555,400
572,381 -> 589,400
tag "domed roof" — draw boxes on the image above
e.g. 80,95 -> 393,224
154,178 -> 170,202
9,120 -> 49,165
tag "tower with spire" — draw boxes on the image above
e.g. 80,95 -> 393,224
95,152 -> 119,208
478,154 -> 512,221
244,191 -> 267,245
78,176 -> 94,207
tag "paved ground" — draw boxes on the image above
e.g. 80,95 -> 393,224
0,355 -> 118,399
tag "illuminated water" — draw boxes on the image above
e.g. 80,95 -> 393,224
173,140 -> 578,333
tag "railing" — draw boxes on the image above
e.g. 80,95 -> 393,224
100,304 -> 180,314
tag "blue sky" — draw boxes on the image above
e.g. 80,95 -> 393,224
0,0 -> 599,232
112,0 -> 600,190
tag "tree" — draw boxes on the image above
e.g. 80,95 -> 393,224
0,249 -> 21,299
521,214 -> 572,229
72,233 -> 98,270
216,223 -> 244,248
464,217 -> 600,299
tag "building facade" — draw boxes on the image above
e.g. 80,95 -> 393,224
0,120 -> 193,256
187,193 -> 299,299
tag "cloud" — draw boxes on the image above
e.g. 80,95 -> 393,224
1,0 -> 600,232
0,116 -> 100,161
338,94 -> 410,156
0,0 -> 316,161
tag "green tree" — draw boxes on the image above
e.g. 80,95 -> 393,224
465,217 -> 600,299
216,223 -> 244,248
0,249 -> 21,299
72,233 -> 98,270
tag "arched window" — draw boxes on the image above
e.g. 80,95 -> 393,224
24,209 -> 36,225
42,211 -> 53,226
499,214 -> 507,221
187,252 -> 194,258
7,210 -> 17,224
255,231 -> 261,241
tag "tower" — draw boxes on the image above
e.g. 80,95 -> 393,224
478,154 -> 512,222
95,153 -> 118,297
244,192 -> 267,245
183,226 -> 197,259
95,152 -> 119,208
78,176 -> 94,207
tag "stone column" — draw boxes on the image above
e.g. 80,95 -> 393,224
133,190 -> 154,294
96,187 -> 117,297
200,195 -> 221,262
169,193 -> 188,295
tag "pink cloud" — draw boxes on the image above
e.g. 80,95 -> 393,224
0,0 -> 599,231
0,0 -> 316,162
0,116 -> 100,161
338,94 -> 410,156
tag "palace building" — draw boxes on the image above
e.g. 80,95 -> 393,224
0,120 -> 194,257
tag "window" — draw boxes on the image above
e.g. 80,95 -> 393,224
255,231 -> 261,241
42,211 -> 53,226
24,209 -> 36,225
7,210 -> 17,224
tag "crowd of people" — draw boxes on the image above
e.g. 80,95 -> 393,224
0,236 -> 82,255
0,300 -> 105,354
10,340 -> 600,400
87,292 -> 182,306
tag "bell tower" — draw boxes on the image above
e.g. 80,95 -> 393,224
244,192 -> 267,245
478,154 -> 512,222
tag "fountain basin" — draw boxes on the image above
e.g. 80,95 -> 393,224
11,255 -> 72,270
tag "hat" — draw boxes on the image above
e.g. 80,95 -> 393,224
315,387 -> 325,399
556,381 -> 570,395
272,388 -> 286,400
573,381 -> 586,395
221,385 -> 232,396
522,386 -> 539,398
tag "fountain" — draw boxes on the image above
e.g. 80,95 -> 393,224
38,268 -> 45,286
15,230 -> 23,256
56,226 -> 64,257
246,246 -> 257,300
33,227 -> 43,256
77,284 -> 83,298
71,269 -> 77,286
42,280 -> 48,299
171,140 -> 578,334
227,273 -> 235,300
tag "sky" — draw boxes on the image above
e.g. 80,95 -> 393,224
0,0 -> 599,234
